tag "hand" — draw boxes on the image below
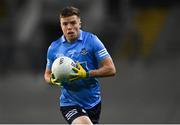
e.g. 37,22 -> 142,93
50,73 -> 62,86
70,62 -> 89,81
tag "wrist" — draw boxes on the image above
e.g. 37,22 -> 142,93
86,71 -> 90,77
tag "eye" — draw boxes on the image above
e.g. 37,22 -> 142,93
70,21 -> 76,25
62,22 -> 68,26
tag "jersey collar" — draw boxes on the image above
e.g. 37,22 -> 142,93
61,30 -> 83,43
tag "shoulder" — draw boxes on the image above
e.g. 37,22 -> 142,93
82,30 -> 97,39
81,30 -> 100,44
48,37 -> 62,51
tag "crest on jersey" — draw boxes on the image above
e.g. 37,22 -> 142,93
80,48 -> 88,55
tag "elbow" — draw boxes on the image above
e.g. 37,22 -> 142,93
109,66 -> 116,76
111,67 -> 116,76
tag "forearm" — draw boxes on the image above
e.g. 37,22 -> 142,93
44,74 -> 51,83
89,57 -> 116,78
44,69 -> 51,83
89,66 -> 116,77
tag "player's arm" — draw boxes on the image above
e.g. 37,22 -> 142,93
44,68 -> 51,83
89,57 -> 116,77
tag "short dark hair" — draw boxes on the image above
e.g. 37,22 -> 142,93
60,6 -> 80,18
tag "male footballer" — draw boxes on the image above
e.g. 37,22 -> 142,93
44,6 -> 116,124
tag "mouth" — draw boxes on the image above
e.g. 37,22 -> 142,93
67,31 -> 74,35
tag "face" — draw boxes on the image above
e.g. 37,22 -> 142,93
60,15 -> 81,42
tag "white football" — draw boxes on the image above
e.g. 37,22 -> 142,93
51,56 -> 76,82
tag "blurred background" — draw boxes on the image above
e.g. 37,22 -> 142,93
0,0 -> 180,124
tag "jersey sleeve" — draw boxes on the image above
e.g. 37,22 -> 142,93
46,44 -> 54,70
91,35 -> 110,62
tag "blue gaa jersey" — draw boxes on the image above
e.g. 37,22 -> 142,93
46,30 -> 110,109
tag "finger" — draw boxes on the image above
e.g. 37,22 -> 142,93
72,67 -> 79,72
52,78 -> 58,82
70,72 -> 78,77
77,62 -> 81,68
51,78 -> 56,83
77,62 -> 84,70
55,82 -> 62,86
69,77 -> 79,81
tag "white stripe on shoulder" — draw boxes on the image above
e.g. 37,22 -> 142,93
98,48 -> 106,54
98,49 -> 108,57
99,52 -> 108,57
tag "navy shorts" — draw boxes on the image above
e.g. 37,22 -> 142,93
60,102 -> 101,124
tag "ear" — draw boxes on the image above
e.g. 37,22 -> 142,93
59,18 -> 62,26
79,19 -> 82,28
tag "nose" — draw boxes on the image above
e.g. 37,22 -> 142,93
67,24 -> 72,29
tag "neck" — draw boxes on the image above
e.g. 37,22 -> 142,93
66,37 -> 78,43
